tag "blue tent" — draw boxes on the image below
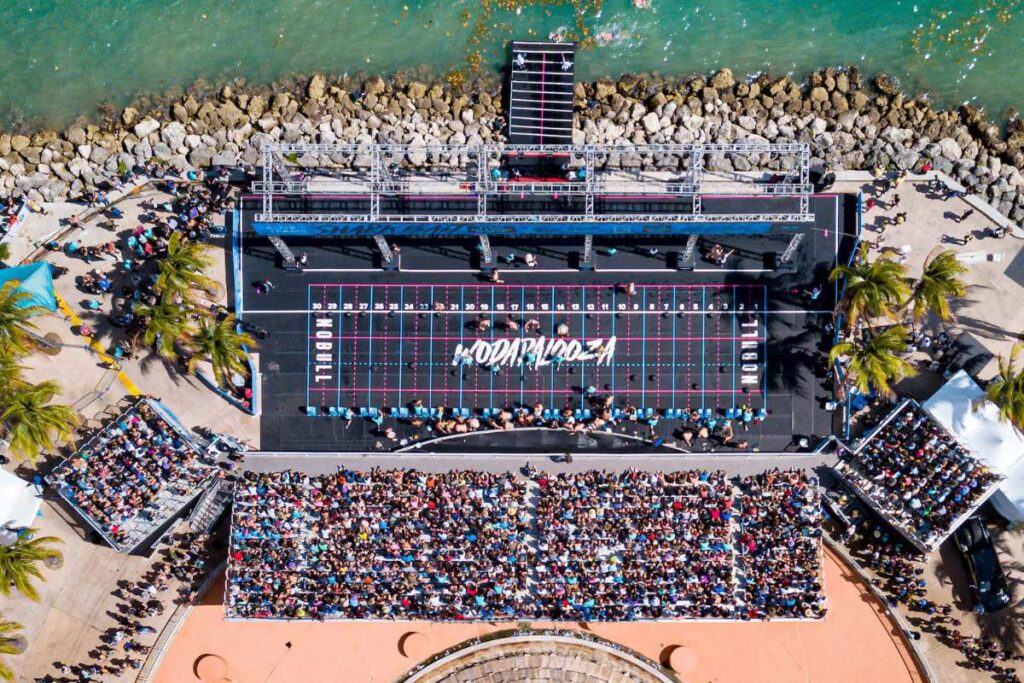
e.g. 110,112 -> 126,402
0,262 -> 57,313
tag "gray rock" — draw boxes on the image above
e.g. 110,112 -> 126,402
77,144 -> 92,159
152,142 -> 173,160
161,122 -> 187,152
133,118 -> 160,139
90,145 -> 111,165
166,155 -> 190,173
894,149 -> 920,170
188,146 -> 215,168
642,112 -> 662,134
211,152 -> 238,167
938,137 -> 963,160
132,139 -> 153,162
67,157 -> 91,178
65,127 -> 87,146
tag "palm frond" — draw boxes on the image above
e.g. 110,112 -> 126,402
831,325 -> 917,397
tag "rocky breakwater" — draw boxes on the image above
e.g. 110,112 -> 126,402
2,67 -> 1024,225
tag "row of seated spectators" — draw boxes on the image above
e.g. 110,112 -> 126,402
836,402 -> 1001,549
50,400 -> 213,547
226,468 -> 825,621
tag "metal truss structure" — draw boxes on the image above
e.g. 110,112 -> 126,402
252,142 -> 813,227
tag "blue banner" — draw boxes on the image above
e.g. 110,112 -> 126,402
252,221 -> 774,238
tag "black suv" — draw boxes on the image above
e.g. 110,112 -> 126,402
954,517 -> 1011,613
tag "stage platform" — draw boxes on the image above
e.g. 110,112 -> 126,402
232,195 -> 856,453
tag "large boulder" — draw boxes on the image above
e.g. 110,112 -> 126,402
172,103 -> 190,123
67,157 -> 91,178
642,111 -> 662,134
362,75 -> 386,96
873,73 -> 900,96
65,126 -> 87,146
308,73 -> 327,101
121,107 -> 139,126
594,80 -> 617,100
246,95 -> 265,120
132,139 -> 153,162
710,68 -> 735,91
938,137 -> 963,160
151,142 -> 173,160
161,122 -> 187,152
406,82 -> 428,99
133,118 -> 160,139
9,135 -> 30,152
90,145 -> 111,165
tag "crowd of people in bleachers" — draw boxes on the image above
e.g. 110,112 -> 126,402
50,400 -> 213,547
225,467 -> 826,621
736,468 -> 826,619
532,469 -> 738,619
836,403 -> 1001,548
226,469 -> 532,620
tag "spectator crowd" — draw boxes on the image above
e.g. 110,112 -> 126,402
50,399 -> 214,549
836,402 -> 1001,549
737,469 -> 826,619
532,469 -> 738,619
227,469 -> 532,620
226,467 -> 826,622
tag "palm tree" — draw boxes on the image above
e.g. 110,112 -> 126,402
986,343 -> 1024,431
134,298 -> 199,361
0,531 -> 63,602
909,249 -> 968,321
829,325 -> 917,398
154,232 -> 215,300
0,617 -> 24,682
0,354 -> 27,398
186,314 -> 256,388
0,281 -> 46,357
829,243 -> 911,331
0,380 -> 79,462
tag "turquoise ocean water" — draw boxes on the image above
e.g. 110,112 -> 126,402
1,0 -> 1022,129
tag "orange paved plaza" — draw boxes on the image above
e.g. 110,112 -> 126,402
156,547 -> 924,682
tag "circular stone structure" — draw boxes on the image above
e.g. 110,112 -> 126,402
400,633 -> 676,683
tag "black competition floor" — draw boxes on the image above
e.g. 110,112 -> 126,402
234,195 -> 856,453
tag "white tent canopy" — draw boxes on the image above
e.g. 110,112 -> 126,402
0,468 -> 41,546
924,370 -> 1024,524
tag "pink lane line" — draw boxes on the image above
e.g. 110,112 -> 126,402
315,387 -> 762,394
313,334 -> 763,343
309,283 -> 767,290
